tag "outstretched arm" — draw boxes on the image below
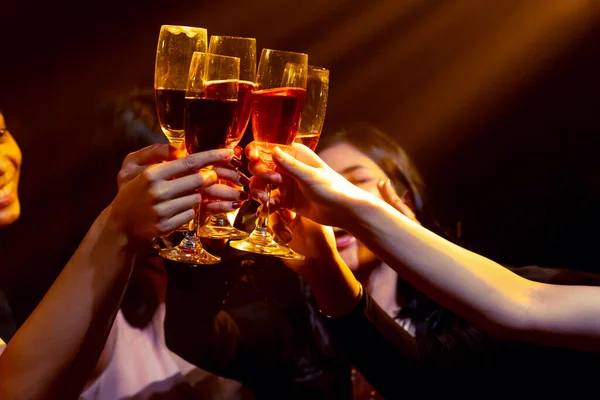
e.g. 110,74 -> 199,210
250,142 -> 600,350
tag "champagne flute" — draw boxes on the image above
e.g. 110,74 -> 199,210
230,49 -> 308,259
159,52 -> 240,264
197,35 -> 257,240
154,25 -> 207,146
271,66 -> 330,255
294,66 -> 329,150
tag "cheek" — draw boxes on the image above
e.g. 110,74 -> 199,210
357,242 -> 378,265
339,240 -> 378,273
366,186 -> 384,201
338,242 -> 360,271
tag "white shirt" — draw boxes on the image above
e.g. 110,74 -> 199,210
80,305 -> 245,400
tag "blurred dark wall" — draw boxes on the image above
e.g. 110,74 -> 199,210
1,0 -> 599,323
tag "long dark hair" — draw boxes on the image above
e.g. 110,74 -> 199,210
88,87 -> 168,328
317,123 -> 444,237
313,124 -> 460,338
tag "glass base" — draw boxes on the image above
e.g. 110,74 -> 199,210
159,236 -> 221,264
229,228 -> 305,260
196,214 -> 248,240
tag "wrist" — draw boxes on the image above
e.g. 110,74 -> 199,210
341,192 -> 380,232
101,205 -> 131,250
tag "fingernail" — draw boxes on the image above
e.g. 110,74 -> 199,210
229,156 -> 243,169
232,201 -> 241,209
268,172 -> 283,184
238,174 -> 251,185
242,185 -> 251,194
378,180 -> 385,188
239,191 -> 250,200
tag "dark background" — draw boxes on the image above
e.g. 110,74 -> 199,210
1,0 -> 599,324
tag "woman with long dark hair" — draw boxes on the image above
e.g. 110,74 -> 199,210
164,124 -> 499,399
240,125 -> 600,372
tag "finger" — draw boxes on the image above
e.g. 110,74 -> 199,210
214,156 -> 244,170
124,144 -> 180,167
272,147 -> 317,182
233,146 -> 243,158
213,166 -> 251,187
247,160 -> 282,185
245,142 -> 259,161
378,180 -> 417,220
118,144 -> 181,188
157,209 -> 195,236
278,208 -> 296,223
204,200 -> 244,214
154,193 -> 202,219
148,149 -> 235,181
158,169 -> 218,199
288,142 -> 328,168
203,184 -> 250,202
117,164 -> 148,189
272,219 -> 293,244
249,175 -> 268,194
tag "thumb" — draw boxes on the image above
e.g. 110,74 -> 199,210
272,147 -> 316,182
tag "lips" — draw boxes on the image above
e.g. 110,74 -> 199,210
0,180 -> 16,208
334,228 -> 356,249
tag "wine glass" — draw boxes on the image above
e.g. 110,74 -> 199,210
229,49 -> 308,259
294,66 -> 329,151
154,25 -> 207,147
269,66 -> 330,255
159,52 -> 240,264
196,35 -> 257,240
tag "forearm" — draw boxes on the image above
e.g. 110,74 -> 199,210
343,196 -> 536,337
0,206 -> 134,399
295,252 -> 361,318
527,284 -> 600,350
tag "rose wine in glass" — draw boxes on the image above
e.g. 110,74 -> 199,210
275,66 -> 329,256
229,49 -> 308,259
159,52 -> 240,265
294,66 -> 329,151
197,35 -> 257,240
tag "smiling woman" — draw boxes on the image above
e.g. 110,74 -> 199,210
0,112 -> 22,228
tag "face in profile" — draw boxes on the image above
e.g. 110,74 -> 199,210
0,113 -> 22,227
319,142 -> 399,274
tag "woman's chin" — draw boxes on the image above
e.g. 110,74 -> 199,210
0,200 -> 20,228
338,245 -> 360,272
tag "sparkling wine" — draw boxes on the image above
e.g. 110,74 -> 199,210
228,81 -> 256,148
252,87 -> 306,165
155,88 -> 186,143
184,80 -> 238,154
295,132 -> 320,151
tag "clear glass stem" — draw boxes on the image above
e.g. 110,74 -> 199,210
209,213 -> 231,227
208,178 -> 235,228
177,203 -> 203,251
247,184 -> 274,245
